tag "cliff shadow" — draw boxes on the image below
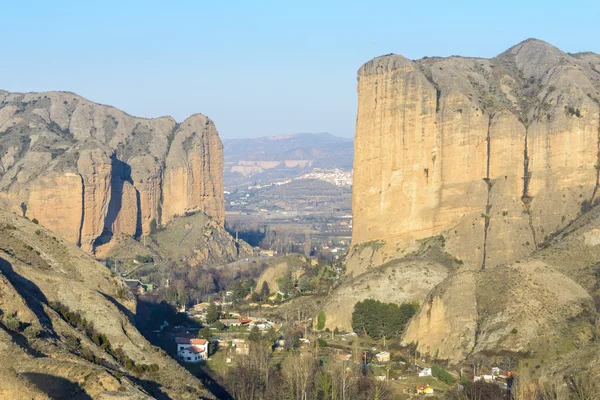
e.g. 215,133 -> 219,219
98,291 -> 136,327
95,155 -> 139,247
21,372 -> 92,400
0,320 -> 46,357
0,257 -> 55,335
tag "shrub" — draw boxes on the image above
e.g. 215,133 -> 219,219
31,218 -> 39,224
23,325 -> 40,339
4,316 -> 21,331
317,311 -> 326,330
432,364 -> 455,384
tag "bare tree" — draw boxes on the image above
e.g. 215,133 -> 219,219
282,353 -> 316,400
566,371 -> 599,400
327,360 -> 359,400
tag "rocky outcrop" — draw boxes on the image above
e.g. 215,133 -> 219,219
348,39 -> 600,361
0,91 -> 224,255
351,39 -> 600,274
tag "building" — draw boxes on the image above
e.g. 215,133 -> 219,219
176,337 -> 209,363
375,351 -> 390,363
416,385 -> 434,395
418,367 -> 432,377
124,279 -> 145,295
194,302 -> 210,312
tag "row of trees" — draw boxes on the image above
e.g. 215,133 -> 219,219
225,344 -> 391,400
351,299 -> 418,340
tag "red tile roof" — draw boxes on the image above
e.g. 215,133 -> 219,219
176,337 -> 207,345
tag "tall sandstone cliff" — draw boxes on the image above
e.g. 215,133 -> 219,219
347,39 -> 600,360
350,39 -> 600,274
0,91 -> 224,255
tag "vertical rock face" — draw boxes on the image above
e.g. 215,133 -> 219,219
162,114 -> 224,225
351,39 -> 600,274
349,39 -> 600,360
0,91 -> 225,255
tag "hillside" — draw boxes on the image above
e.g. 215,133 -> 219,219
223,133 -> 353,189
0,210 -> 213,399
0,90 -> 224,257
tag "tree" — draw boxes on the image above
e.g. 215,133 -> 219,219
250,291 -> 261,302
298,276 -> 312,293
248,326 -> 262,342
278,270 -> 294,298
205,300 -> 220,324
351,299 -> 417,340
282,353 -> 315,400
317,311 -> 326,331
198,327 -> 213,340
260,281 -> 270,301
214,320 -> 225,331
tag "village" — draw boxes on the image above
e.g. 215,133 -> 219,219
142,287 -> 515,399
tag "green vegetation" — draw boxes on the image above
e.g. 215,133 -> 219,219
317,311 -> 326,330
4,314 -> 21,331
205,300 -> 220,324
248,326 -> 262,342
50,302 -> 158,373
431,364 -> 455,384
351,299 -> 418,340
260,281 -> 270,300
198,327 -> 213,340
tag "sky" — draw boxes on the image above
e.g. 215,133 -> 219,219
2,1 -> 599,139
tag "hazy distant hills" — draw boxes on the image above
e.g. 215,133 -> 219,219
223,133 -> 353,189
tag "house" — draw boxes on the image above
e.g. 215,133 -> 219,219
221,319 -> 242,327
418,367 -> 432,377
260,249 -> 276,257
474,375 -> 495,383
124,279 -> 145,295
333,353 -> 352,361
375,351 -> 390,363
238,317 -> 252,325
176,337 -> 209,363
194,302 -> 210,312
416,385 -> 434,395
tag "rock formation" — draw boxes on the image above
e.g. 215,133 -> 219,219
346,39 -> 600,361
0,91 -> 224,255
350,39 -> 600,275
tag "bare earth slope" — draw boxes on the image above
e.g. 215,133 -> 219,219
0,91 -> 224,257
0,210 -> 212,399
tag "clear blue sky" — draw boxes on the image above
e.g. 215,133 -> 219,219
2,1 -> 598,138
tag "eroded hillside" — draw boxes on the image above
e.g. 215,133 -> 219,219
0,210 -> 212,399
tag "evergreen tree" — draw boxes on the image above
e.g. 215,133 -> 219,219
260,281 -> 271,300
248,326 -> 262,342
351,299 -> 418,340
206,300 -> 220,324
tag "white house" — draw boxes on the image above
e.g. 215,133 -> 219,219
375,351 -> 390,363
176,337 -> 209,363
418,367 -> 432,377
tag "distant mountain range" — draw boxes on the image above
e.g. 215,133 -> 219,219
223,133 -> 353,189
